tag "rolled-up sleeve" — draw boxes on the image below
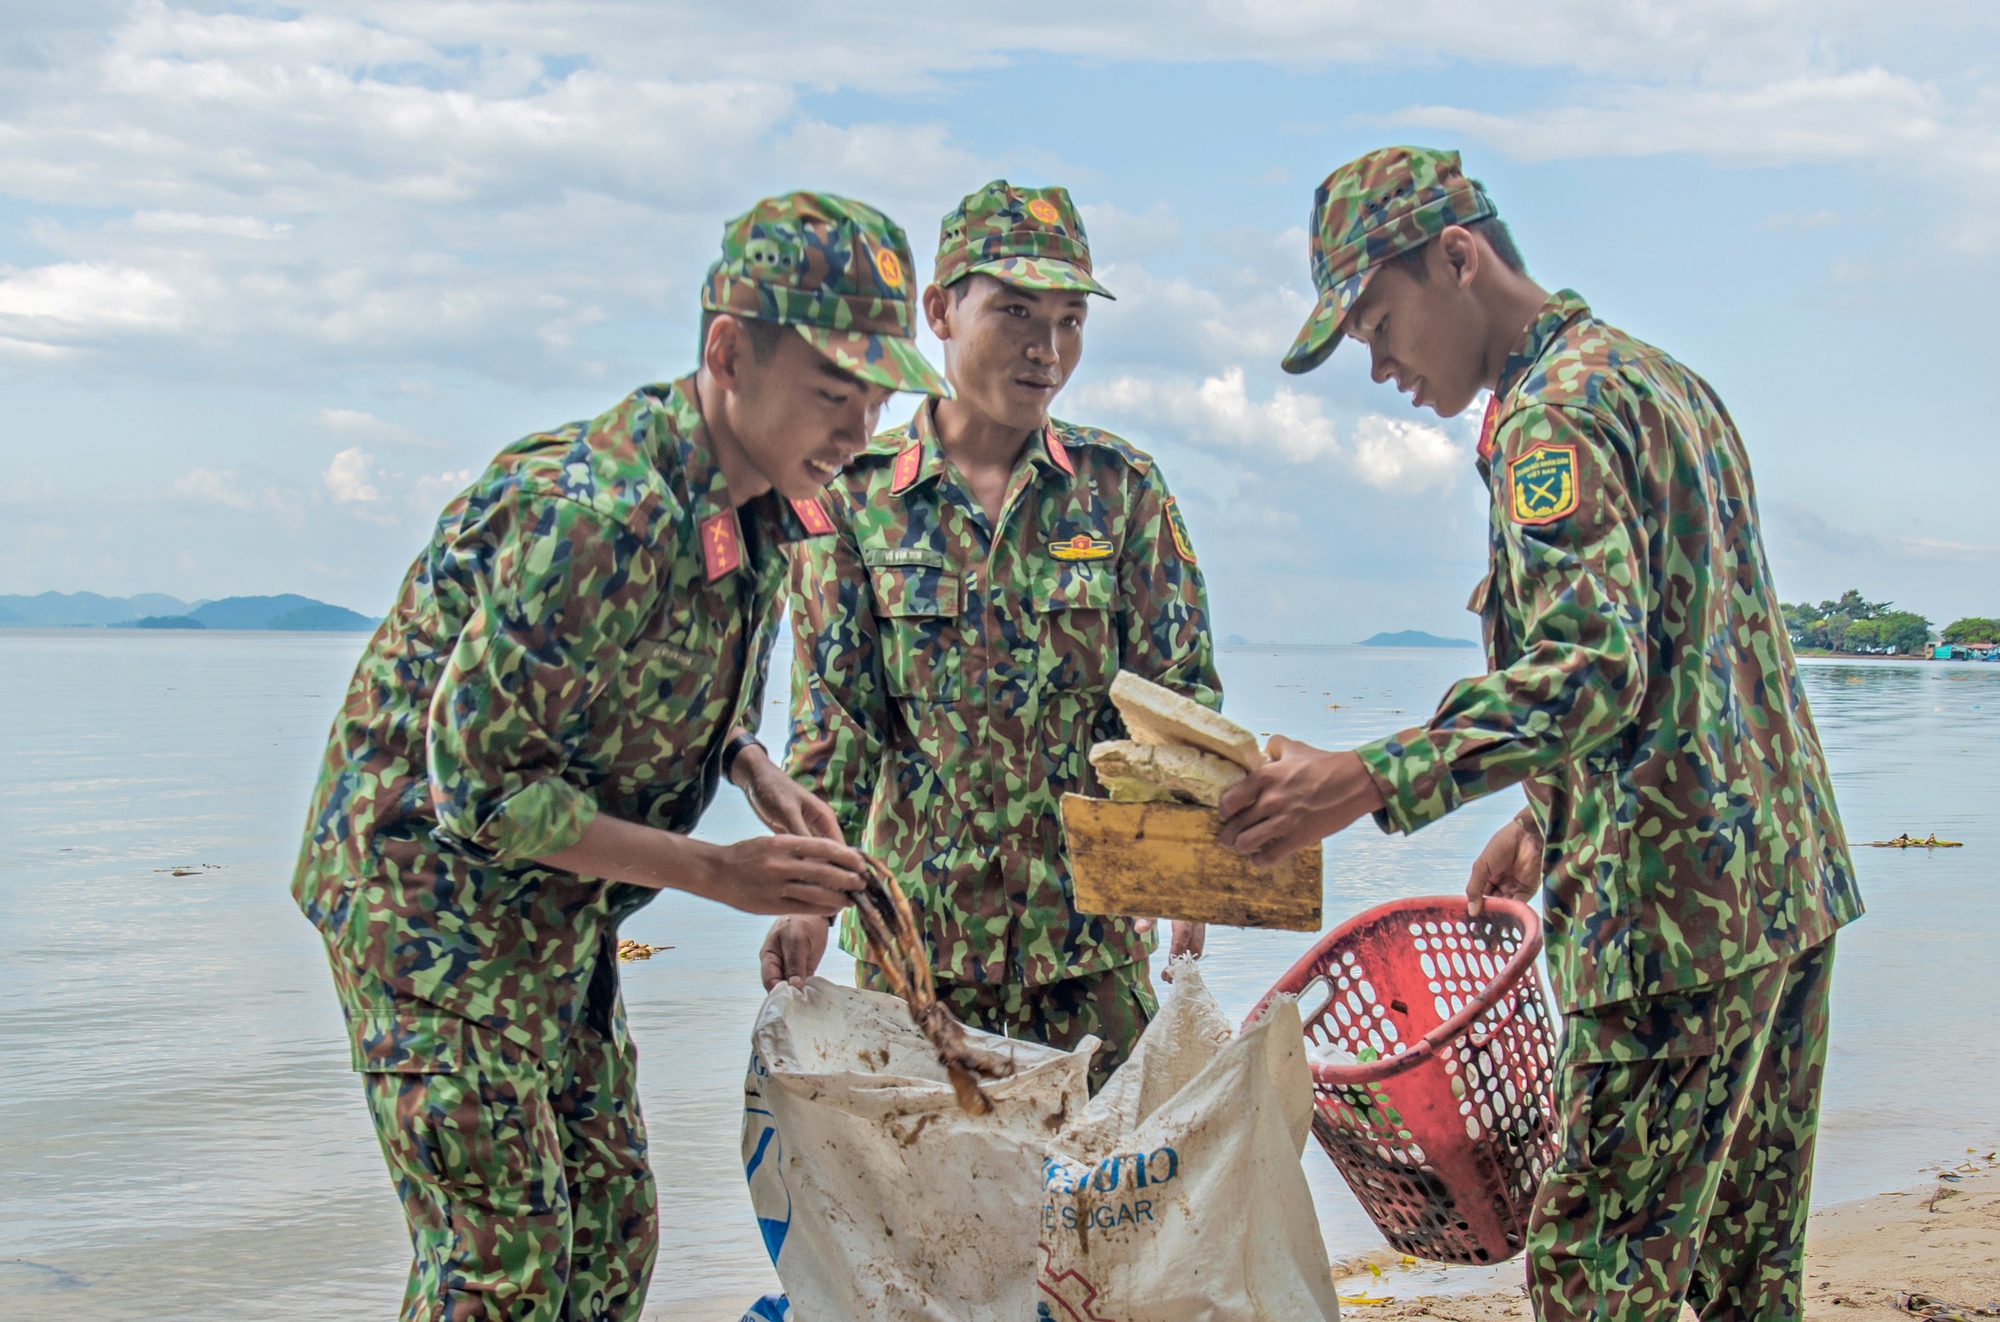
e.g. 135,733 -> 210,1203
425,491 -> 659,862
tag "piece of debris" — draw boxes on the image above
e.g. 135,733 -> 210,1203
616,940 -> 673,962
1894,1290 -> 2000,1319
854,854 -> 1014,1114
1866,834 -> 1964,848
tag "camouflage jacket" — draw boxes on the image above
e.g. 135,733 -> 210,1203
292,375 -> 825,1068
1357,290 -> 1862,1013
785,399 -> 1220,987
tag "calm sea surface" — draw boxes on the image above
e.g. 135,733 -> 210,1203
2,630 -> 1995,1318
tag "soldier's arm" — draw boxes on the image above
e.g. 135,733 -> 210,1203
424,491 -> 651,862
782,519 -> 887,846
425,490 -> 863,911
1114,467 -> 1222,713
1356,403 -> 1649,835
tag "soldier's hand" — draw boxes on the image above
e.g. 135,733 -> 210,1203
733,743 -> 844,842
759,914 -> 833,991
1162,920 -> 1206,982
1466,817 -> 1544,916
1217,738 -> 1386,867
699,836 -> 866,917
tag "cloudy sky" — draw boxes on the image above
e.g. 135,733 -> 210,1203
2,0 -> 1995,641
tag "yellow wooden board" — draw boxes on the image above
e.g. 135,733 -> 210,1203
1060,794 -> 1323,932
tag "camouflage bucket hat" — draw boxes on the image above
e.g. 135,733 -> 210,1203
703,191 -> 948,396
1280,147 -> 1496,375
934,180 -> 1114,299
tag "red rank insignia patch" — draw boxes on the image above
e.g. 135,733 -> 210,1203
789,496 -> 834,536
699,510 -> 742,581
1476,391 -> 1503,462
1043,427 -> 1075,476
890,442 -> 922,494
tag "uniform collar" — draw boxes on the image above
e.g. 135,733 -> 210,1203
886,397 -> 1073,496
1477,288 -> 1591,461
667,374 -> 836,583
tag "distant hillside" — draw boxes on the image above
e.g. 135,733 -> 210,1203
0,591 -> 199,626
268,601 -> 377,632
3,591 -> 377,632
1359,630 -> 1478,649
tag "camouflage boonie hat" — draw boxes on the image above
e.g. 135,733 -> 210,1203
703,192 -> 947,395
934,180 -> 1114,299
1280,147 -> 1496,375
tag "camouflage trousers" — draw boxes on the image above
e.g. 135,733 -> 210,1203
1528,937 -> 1835,1321
360,1012 -> 656,1321
856,958 -> 1157,1093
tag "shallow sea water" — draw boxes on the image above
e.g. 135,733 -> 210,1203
1,631 -> 1994,1319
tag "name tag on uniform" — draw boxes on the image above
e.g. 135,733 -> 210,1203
644,640 -> 704,669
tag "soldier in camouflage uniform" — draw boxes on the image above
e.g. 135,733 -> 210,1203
291,193 -> 946,1322
759,181 -> 1220,1091
1217,148 -> 1864,1318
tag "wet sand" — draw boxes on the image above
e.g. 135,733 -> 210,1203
661,1162 -> 2000,1320
1337,1158 -> 2000,1319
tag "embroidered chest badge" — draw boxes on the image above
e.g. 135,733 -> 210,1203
1048,533 -> 1114,562
1507,444 -> 1580,525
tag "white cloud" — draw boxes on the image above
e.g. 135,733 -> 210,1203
410,468 -> 478,512
0,263 -> 182,335
1076,366 -> 1340,463
172,468 -> 295,512
1349,414 -> 1466,493
133,211 -> 291,239
317,407 -> 444,451
1389,68 -> 1948,166
323,447 -> 384,504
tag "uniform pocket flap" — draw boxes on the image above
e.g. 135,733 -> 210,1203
1033,565 -> 1116,613
350,1007 -> 467,1073
1563,994 -> 1719,1064
869,563 -> 961,619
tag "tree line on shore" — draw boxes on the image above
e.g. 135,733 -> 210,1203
1780,590 -> 1998,655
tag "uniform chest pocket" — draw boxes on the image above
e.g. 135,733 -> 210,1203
624,598 -> 712,707
865,548 -> 963,702
1032,562 -> 1116,692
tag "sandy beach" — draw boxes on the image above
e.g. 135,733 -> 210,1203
658,1159 -> 2000,1320
1336,1158 -> 2000,1320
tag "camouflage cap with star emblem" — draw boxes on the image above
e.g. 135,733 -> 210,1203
933,180 -> 1114,299
703,191 -> 948,396
1280,146 -> 1497,375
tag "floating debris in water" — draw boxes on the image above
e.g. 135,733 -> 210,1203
616,940 -> 673,962
1865,834 -> 1964,849
153,864 -> 226,876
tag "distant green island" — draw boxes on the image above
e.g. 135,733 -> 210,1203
1359,630 -> 1478,649
0,591 -> 378,632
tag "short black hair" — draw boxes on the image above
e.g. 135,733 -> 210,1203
698,310 -> 786,362
1391,216 -> 1528,281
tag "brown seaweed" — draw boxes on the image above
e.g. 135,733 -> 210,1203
853,855 -> 1015,1114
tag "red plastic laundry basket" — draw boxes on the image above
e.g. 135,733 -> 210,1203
1248,896 -> 1560,1265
